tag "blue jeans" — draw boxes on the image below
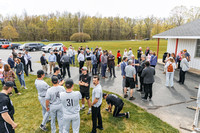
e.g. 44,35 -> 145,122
92,64 -> 97,75
70,57 -> 73,64
17,73 -> 26,86
101,63 -> 107,77
166,72 -> 174,87
72,55 -> 75,65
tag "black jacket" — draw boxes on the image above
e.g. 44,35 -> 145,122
57,54 -> 63,64
40,56 -> 48,65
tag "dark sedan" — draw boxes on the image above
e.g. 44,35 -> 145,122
9,43 -> 22,49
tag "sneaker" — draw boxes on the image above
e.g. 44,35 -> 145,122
142,97 -> 148,101
80,107 -> 85,110
17,93 -> 21,95
124,94 -> 128,98
137,89 -> 142,92
126,112 -> 130,118
97,126 -> 104,130
149,98 -> 152,101
20,85 -> 24,88
40,124 -> 48,132
87,110 -> 91,115
129,97 -> 135,100
24,87 -> 28,89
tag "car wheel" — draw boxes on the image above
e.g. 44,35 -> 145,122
33,48 -> 36,52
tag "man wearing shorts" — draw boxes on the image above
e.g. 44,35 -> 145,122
79,66 -> 92,115
124,60 -> 136,100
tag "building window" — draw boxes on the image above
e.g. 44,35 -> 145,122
196,39 -> 200,57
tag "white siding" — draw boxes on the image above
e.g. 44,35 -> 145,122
167,39 -> 200,70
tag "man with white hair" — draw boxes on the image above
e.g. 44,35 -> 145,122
7,54 -> 15,70
48,51 -> 57,74
68,46 -> 73,65
137,47 -> 143,61
24,51 -> 33,72
131,55 -> 139,88
78,50 -> 85,74
40,53 -> 48,75
124,60 -> 136,100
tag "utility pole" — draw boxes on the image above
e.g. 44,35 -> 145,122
78,12 -> 81,33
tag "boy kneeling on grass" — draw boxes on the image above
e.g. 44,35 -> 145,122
103,93 -> 130,118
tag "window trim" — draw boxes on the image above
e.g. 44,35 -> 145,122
195,39 -> 200,57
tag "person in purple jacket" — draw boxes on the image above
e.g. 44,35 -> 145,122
150,52 -> 157,68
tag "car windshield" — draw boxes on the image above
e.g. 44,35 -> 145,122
47,43 -> 54,46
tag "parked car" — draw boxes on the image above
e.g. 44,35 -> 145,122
19,44 -> 26,50
24,43 -> 45,51
0,40 -> 10,49
9,43 -> 22,49
42,43 -> 63,53
1,44 -> 10,49
144,38 -> 150,41
42,39 -> 49,42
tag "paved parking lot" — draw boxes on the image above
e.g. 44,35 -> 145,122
0,49 -> 199,132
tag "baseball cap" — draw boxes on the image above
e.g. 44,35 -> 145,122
103,93 -> 107,98
18,52 -> 22,54
81,66 -> 87,71
51,76 -> 58,84
65,79 -> 74,88
37,70 -> 44,76
183,49 -> 187,52
53,67 -> 59,73
5,81 -> 14,87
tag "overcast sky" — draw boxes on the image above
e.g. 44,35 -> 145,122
1,0 -> 200,18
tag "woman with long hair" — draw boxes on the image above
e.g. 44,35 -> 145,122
15,58 -> 27,89
165,57 -> 176,87
3,64 -> 21,95
150,52 -> 157,68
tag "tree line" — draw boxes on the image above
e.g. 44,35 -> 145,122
0,6 -> 200,41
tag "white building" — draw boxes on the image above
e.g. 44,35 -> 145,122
153,19 -> 200,70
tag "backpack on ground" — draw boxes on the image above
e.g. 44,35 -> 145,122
167,64 -> 173,72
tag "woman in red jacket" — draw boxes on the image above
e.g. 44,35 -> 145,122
117,50 -> 121,67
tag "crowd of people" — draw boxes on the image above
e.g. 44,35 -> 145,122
0,45 -> 192,133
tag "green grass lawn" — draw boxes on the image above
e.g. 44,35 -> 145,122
0,74 -> 179,133
14,40 -> 167,59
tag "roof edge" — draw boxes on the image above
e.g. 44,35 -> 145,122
153,36 -> 200,39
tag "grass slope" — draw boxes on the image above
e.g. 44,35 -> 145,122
0,75 -> 179,133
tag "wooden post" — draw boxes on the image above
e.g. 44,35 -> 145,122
157,38 -> 160,60
175,39 -> 179,57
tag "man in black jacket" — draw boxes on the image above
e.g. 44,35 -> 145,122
137,55 -> 146,92
57,51 -> 63,75
141,61 -> 155,101
103,93 -> 129,118
40,53 -> 48,75
18,52 -> 28,76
